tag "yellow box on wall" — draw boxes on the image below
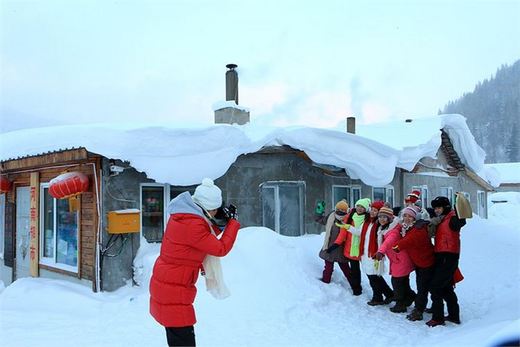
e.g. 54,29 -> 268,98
107,209 -> 141,234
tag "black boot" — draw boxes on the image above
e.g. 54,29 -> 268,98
390,303 -> 407,313
406,308 -> 424,321
367,299 -> 385,306
383,295 -> 394,304
404,291 -> 417,307
445,315 -> 461,324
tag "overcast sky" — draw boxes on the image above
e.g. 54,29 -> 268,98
1,0 -> 519,131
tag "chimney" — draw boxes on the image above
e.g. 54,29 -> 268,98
346,116 -> 356,134
226,63 -> 239,104
214,64 -> 250,125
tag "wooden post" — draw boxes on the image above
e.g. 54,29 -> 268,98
29,172 -> 39,277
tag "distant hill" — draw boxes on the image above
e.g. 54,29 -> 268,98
441,60 -> 520,163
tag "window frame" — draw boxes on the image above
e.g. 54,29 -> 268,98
140,183 -> 168,243
261,181 -> 305,236
477,191 -> 485,217
331,185 -> 351,210
39,183 -> 79,273
372,185 -> 395,206
351,186 -> 362,207
412,185 -> 429,208
440,187 -> 454,204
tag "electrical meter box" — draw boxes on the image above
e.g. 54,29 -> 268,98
107,209 -> 140,234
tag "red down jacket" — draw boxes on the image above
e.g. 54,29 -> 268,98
149,192 -> 240,327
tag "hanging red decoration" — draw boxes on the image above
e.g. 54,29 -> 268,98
49,172 -> 89,199
0,176 -> 11,193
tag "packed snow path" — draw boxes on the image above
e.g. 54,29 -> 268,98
0,216 -> 518,347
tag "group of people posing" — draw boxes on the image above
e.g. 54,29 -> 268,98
315,190 -> 466,327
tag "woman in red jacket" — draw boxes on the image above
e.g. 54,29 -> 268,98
393,206 -> 435,321
149,178 -> 240,347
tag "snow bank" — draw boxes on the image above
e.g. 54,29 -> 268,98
488,192 -> 520,223
485,162 -> 520,184
1,216 -> 519,347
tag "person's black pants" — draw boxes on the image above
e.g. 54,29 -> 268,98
367,274 -> 393,301
430,252 -> 460,322
415,265 -> 435,312
346,259 -> 362,294
391,275 -> 415,307
166,326 -> 195,347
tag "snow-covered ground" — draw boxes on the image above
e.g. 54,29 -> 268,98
1,208 -> 519,346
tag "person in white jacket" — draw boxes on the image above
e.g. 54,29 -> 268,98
342,201 -> 397,305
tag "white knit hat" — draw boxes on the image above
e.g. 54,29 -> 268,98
192,178 -> 222,210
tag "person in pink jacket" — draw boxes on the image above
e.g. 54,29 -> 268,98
374,209 -> 416,313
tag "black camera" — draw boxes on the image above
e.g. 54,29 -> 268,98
213,203 -> 238,227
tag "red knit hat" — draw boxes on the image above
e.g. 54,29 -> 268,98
371,200 -> 385,210
405,190 -> 421,204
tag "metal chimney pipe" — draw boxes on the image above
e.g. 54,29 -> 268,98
346,116 -> 356,134
225,64 -> 238,104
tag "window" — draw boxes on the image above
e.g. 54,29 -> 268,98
332,186 -> 350,209
141,185 -> 165,243
261,181 -> 305,236
0,194 -> 5,258
39,185 -> 79,272
412,185 -> 429,208
373,187 -> 385,202
332,185 -> 366,208
372,186 -> 394,207
440,187 -> 454,204
351,186 -> 361,206
477,191 -> 485,217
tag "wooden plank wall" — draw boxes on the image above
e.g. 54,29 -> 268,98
2,157 -> 100,288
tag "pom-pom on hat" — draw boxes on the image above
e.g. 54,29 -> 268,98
371,200 -> 385,210
378,206 -> 394,220
335,200 -> 349,213
405,190 -> 421,204
192,178 -> 222,210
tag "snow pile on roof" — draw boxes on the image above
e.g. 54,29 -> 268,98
212,100 -> 250,112
356,114 -> 498,187
485,162 -> 520,184
0,114 -> 495,187
0,123 -> 400,186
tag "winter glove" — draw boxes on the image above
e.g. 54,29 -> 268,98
315,201 -> 326,215
373,252 -> 385,261
326,244 -> 340,253
373,260 -> 380,271
223,204 -> 238,221
334,222 -> 351,229
392,245 -> 400,253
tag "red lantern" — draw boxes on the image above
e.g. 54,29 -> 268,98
49,172 -> 89,199
0,176 -> 11,193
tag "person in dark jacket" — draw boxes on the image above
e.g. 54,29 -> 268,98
426,196 -> 466,327
315,200 -> 352,284
149,178 -> 240,346
393,206 -> 435,321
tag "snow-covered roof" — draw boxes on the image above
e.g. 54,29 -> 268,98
0,114 -> 498,187
354,114 -> 499,187
485,162 -> 520,184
